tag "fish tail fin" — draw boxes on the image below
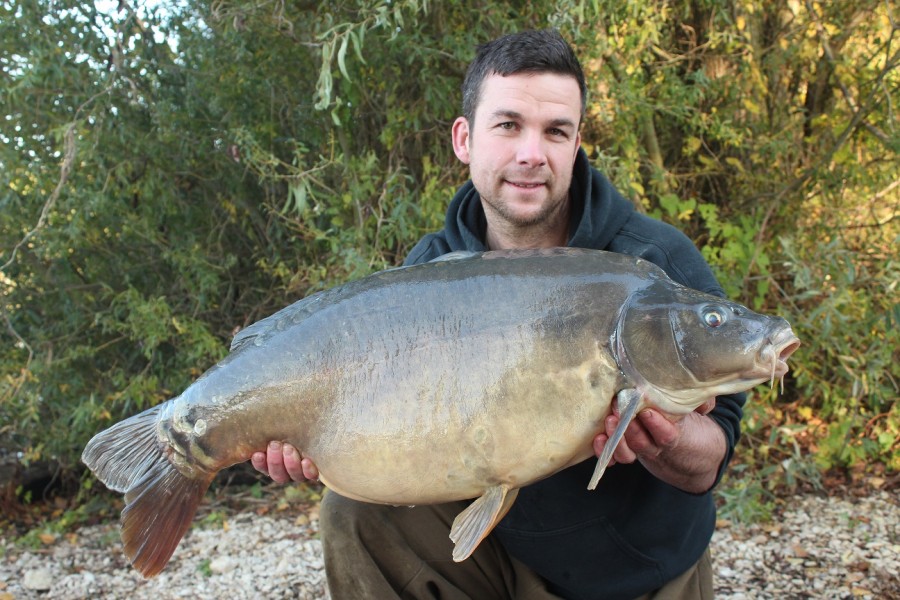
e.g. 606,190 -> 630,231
81,399 -> 213,577
82,402 -> 168,493
121,460 -> 213,577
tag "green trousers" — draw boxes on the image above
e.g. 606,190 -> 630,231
319,491 -> 714,600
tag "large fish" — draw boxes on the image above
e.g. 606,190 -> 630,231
82,248 -> 799,577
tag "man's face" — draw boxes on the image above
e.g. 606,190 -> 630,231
452,72 -> 582,235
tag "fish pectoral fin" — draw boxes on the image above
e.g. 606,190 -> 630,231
449,485 -> 518,562
587,388 -> 644,490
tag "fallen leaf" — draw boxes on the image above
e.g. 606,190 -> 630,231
39,532 -> 56,545
848,560 -> 870,572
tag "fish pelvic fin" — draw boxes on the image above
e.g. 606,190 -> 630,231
587,388 -> 643,490
449,485 -> 518,562
81,400 -> 213,577
121,459 -> 213,577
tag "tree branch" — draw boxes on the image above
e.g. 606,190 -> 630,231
0,124 -> 77,274
805,0 -> 898,148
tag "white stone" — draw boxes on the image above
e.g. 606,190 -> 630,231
209,556 -> 237,574
22,567 -> 53,591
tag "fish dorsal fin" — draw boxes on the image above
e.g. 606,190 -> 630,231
429,251 -> 482,263
230,264 -> 414,353
587,388 -> 645,490
229,318 -> 268,352
449,485 -> 519,561
230,291 -> 329,352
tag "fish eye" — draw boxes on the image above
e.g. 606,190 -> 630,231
702,307 -> 726,327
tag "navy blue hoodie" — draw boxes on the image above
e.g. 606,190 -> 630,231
404,149 -> 744,599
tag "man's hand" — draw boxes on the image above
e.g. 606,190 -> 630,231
251,441 -> 319,483
592,398 -> 725,494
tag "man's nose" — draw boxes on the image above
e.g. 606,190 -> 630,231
516,130 -> 547,167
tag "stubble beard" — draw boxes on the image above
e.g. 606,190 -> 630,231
482,194 -> 565,228
487,167 -> 570,225
480,184 -> 571,247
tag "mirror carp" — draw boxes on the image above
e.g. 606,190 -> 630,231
82,248 -> 800,577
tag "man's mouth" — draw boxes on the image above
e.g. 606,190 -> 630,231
507,181 -> 544,189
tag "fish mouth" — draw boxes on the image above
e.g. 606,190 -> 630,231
760,328 -> 801,390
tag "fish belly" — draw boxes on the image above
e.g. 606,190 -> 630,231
298,324 -> 620,505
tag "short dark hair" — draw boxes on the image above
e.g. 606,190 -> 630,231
461,29 -> 587,124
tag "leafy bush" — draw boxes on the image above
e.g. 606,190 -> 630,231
780,237 -> 899,471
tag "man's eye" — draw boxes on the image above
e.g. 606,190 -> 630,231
498,122 -> 516,130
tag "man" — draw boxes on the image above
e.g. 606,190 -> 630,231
253,29 -> 742,599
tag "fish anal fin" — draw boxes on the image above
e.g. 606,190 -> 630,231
449,485 -> 518,562
121,460 -> 214,578
587,388 -> 644,490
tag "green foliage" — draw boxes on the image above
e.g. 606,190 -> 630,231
249,482 -> 264,500
199,509 -> 228,529
12,494 -> 111,548
0,0 -> 898,515
715,464 -> 777,524
780,236 -> 900,471
197,558 -> 213,577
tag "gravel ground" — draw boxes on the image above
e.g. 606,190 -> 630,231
1,490 -> 898,599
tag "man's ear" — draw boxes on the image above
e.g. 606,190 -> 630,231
451,117 -> 471,164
